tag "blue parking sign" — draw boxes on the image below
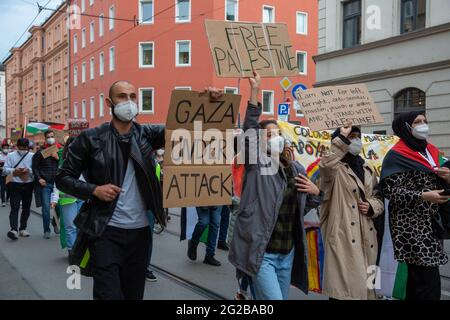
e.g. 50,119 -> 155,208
278,103 -> 290,115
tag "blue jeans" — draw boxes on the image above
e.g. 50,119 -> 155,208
218,205 -> 230,243
61,200 -> 83,250
251,249 -> 295,300
147,211 -> 155,270
41,183 -> 54,233
191,206 -> 221,256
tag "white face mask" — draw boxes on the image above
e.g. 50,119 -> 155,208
410,123 -> 429,140
348,138 -> 363,156
2,149 -> 7,154
113,100 -> 138,122
46,138 -> 55,145
268,135 -> 285,154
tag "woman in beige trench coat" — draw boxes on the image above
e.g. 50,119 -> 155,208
319,125 -> 384,300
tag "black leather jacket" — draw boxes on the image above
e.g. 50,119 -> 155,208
55,121 -> 166,238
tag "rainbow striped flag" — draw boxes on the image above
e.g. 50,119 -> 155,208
306,158 -> 321,181
306,228 -> 324,293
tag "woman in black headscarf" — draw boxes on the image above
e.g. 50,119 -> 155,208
319,124 -> 384,300
380,111 -> 449,300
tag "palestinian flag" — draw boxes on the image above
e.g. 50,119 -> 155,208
26,122 -> 65,135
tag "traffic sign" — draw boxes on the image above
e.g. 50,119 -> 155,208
278,103 -> 290,115
280,77 -> 293,91
291,83 -> 307,99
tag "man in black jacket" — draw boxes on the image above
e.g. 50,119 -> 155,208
55,80 -> 166,300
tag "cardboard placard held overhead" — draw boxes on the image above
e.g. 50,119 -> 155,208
163,165 -> 233,208
68,119 -> 90,137
205,20 -> 298,78
166,90 -> 241,131
41,145 -> 58,159
296,84 -> 384,131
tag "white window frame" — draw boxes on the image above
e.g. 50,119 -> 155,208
99,52 -> 104,76
224,86 -> 239,94
139,88 -> 155,114
81,62 -> 86,83
74,102 -> 78,118
296,11 -> 308,35
74,66 -> 78,87
109,47 -> 115,71
262,90 -> 274,115
139,0 -> 154,24
109,5 -> 115,30
90,21 -> 95,43
90,57 -> 95,80
99,14 -> 104,37
82,99 -> 86,118
262,5 -> 275,23
296,50 -> 307,75
81,0 -> 85,13
81,28 -> 86,48
73,34 -> 78,54
90,97 -> 95,119
139,42 -> 155,68
99,93 -> 104,117
174,86 -> 192,90
175,0 -> 191,23
225,0 -> 239,22
89,0 -> 94,6
175,40 -> 191,67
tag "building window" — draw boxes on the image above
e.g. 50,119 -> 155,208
343,0 -> 361,48
394,88 -> 426,118
90,57 -> 95,80
89,0 -> 94,6
99,14 -> 104,37
296,51 -> 307,75
176,40 -> 191,67
109,6 -> 115,30
81,62 -> 86,83
263,6 -> 275,23
139,42 -> 154,68
74,34 -> 78,53
82,28 -> 86,48
99,52 -> 104,76
74,66 -> 78,87
225,0 -> 238,21
81,0 -> 85,13
262,90 -> 274,114
90,97 -> 95,119
74,102 -> 78,118
140,0 -> 154,24
90,21 -> 95,43
296,12 -> 308,35
139,88 -> 154,113
175,86 -> 192,90
82,100 -> 86,118
99,94 -> 104,117
109,47 -> 115,71
224,87 -> 238,94
176,0 -> 191,23
401,0 -> 426,34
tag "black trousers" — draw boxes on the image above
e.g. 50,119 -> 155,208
406,264 -> 441,300
0,175 -> 10,203
89,225 -> 150,300
9,182 -> 33,231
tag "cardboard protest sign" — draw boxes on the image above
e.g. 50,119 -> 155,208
68,119 -> 90,137
54,130 -> 66,145
164,90 -> 241,208
41,145 -> 58,159
30,132 -> 45,144
296,84 -> 384,131
11,129 -> 23,144
163,166 -> 233,208
166,90 -> 241,131
205,20 -> 298,78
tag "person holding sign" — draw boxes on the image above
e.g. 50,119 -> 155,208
3,138 -> 34,240
318,124 -> 384,300
380,112 -> 449,300
228,72 -> 322,300
55,80 -> 166,300
32,130 -> 62,239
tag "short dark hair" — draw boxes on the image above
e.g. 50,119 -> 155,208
109,80 -> 132,100
259,119 -> 278,129
17,138 -> 29,148
44,130 -> 54,138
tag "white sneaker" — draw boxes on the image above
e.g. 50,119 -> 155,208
19,230 -> 30,237
7,230 -> 19,240
1,202 -> 5,207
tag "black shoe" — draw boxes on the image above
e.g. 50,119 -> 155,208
146,270 -> 157,282
187,240 -> 198,261
7,230 -> 19,240
203,255 -> 221,266
217,241 -> 229,251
